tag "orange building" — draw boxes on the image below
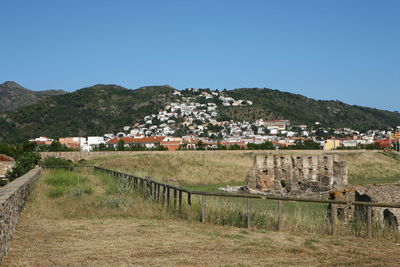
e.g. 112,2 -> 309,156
59,137 -> 85,150
160,140 -> 181,151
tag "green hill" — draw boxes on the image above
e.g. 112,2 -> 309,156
0,84 -> 175,143
0,85 -> 399,143
0,81 -> 66,112
222,88 -> 400,131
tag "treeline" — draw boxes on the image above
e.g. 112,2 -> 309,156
93,141 -> 167,151
180,140 -> 323,151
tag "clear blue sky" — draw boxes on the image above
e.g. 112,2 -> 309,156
1,0 -> 399,111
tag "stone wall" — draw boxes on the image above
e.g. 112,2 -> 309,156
39,151 -> 155,162
246,155 -> 348,195
0,167 -> 41,261
331,185 -> 400,230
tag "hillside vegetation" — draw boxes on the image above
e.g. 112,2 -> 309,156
224,88 -> 400,131
0,81 -> 66,112
1,84 -> 400,143
0,84 -> 175,143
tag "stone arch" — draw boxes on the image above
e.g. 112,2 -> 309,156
383,209 -> 398,229
355,192 -> 372,223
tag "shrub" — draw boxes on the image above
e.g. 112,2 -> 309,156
5,152 -> 41,181
41,156 -> 73,168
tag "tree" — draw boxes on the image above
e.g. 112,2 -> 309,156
229,144 -> 241,150
197,140 -> 205,150
117,140 -> 125,151
248,142 -> 275,150
6,152 -> 41,181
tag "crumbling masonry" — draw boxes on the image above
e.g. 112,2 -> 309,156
245,154 -> 400,230
246,155 -> 348,195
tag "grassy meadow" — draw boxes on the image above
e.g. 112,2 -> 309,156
4,167 -> 400,266
88,150 -> 400,187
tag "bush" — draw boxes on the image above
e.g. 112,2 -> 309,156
5,152 -> 41,181
41,156 -> 73,168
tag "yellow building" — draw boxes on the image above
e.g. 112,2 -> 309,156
324,139 -> 341,150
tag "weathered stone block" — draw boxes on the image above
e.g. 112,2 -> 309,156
246,155 -> 348,194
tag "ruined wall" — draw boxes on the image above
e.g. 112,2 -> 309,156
0,167 -> 41,261
40,151 -> 139,162
246,155 -> 348,195
330,185 -> 400,230
39,151 -> 171,162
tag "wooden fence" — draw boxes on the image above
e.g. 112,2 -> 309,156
46,165 -> 400,238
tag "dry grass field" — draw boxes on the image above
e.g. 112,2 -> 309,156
89,150 -> 400,186
4,168 -> 400,266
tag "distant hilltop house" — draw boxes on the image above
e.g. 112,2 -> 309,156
322,136 -> 382,150
264,120 -> 290,131
29,136 -> 54,145
59,137 -> 87,150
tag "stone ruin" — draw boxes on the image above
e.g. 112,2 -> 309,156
246,155 -> 348,197
330,185 -> 400,230
243,154 -> 400,230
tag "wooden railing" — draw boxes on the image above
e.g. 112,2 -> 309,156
45,165 -> 400,238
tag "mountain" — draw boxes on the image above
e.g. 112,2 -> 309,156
0,84 -> 175,143
222,88 -> 400,131
0,81 -> 67,112
0,84 -> 399,143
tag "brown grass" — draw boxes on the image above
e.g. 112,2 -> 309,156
5,216 -> 400,266
89,150 -> 400,186
4,168 -> 400,266
90,152 -> 254,185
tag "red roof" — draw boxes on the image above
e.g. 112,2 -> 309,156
107,136 -> 165,144
374,139 -> 396,148
0,154 -> 14,162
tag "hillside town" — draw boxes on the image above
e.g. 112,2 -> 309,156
28,89 -> 400,152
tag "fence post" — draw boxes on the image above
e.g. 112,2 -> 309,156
247,198 -> 252,229
367,205 -> 372,238
179,190 -> 183,212
187,192 -> 192,206
331,203 -> 337,236
157,184 -> 161,202
277,200 -> 283,231
162,185 -> 166,204
167,187 -> 171,207
201,195 -> 206,223
173,189 -> 177,208
149,182 -> 153,199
